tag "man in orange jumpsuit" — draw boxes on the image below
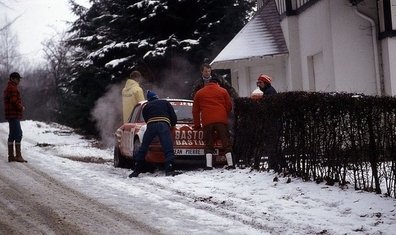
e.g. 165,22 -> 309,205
192,77 -> 235,170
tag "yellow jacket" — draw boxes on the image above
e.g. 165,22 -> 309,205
122,79 -> 144,122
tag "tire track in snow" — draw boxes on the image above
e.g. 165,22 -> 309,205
0,160 -> 162,235
133,175 -> 320,234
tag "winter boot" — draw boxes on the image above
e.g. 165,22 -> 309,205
8,142 -> 16,162
225,152 -> 235,170
204,153 -> 213,170
15,143 -> 27,163
164,161 -> 181,176
129,161 -> 145,178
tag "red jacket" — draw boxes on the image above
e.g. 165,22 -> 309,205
193,82 -> 232,127
3,80 -> 23,120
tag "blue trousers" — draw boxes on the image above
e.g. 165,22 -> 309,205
135,122 -> 174,164
8,119 -> 23,143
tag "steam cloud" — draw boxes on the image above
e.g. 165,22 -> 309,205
91,57 -> 197,147
91,83 -> 123,147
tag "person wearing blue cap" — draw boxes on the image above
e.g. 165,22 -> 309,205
129,90 -> 180,177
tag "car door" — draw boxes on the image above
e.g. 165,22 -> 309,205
120,103 -> 145,157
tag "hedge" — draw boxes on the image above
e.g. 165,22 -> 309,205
233,92 -> 396,198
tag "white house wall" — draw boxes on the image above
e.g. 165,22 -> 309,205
280,15 -> 303,91
298,0 -> 335,92
213,0 -> 383,97
226,56 -> 287,97
296,0 -> 377,95
331,0 -> 378,95
246,57 -> 287,94
382,38 -> 396,95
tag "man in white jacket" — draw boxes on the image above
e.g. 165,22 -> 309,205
122,71 -> 145,123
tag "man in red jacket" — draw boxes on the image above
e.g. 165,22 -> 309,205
3,72 -> 27,163
192,77 -> 235,170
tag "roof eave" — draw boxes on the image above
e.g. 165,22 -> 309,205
211,53 -> 288,70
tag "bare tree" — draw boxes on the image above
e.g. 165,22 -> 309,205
20,66 -> 58,121
0,16 -> 21,79
42,31 -> 74,121
0,0 -> 19,32
0,5 -> 21,121
43,34 -> 68,72
0,12 -> 21,32
42,31 -> 73,91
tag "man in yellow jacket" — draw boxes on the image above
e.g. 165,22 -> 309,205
122,71 -> 145,123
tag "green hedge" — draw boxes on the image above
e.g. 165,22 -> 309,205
233,92 -> 396,198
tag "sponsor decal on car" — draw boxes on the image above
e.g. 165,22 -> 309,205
174,126 -> 204,146
174,148 -> 219,155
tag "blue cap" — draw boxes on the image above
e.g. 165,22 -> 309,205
146,90 -> 158,101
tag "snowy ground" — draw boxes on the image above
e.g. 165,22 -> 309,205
1,120 -> 395,235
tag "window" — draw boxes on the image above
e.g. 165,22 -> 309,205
129,104 -> 143,123
275,0 -> 319,16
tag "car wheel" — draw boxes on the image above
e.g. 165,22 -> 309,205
133,139 -> 141,157
114,146 -> 129,168
133,138 -> 156,173
130,139 -> 141,170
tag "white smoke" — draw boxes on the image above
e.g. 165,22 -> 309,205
91,58 -> 197,147
91,83 -> 123,147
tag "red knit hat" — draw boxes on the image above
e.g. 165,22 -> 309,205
257,74 -> 272,84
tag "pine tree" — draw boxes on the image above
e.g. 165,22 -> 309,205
64,0 -> 254,134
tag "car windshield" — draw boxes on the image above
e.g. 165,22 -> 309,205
170,101 -> 193,123
135,100 -> 194,123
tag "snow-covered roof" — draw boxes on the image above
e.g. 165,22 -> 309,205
211,0 -> 288,67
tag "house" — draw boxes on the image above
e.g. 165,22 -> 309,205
211,0 -> 396,97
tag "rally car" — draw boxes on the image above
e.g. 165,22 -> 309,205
114,99 -> 225,168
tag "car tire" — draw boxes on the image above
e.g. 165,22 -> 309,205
114,146 -> 130,168
133,138 -> 141,157
133,138 -> 157,173
130,139 -> 141,170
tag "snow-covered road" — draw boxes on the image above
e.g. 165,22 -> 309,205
0,121 -> 395,235
0,161 -> 158,234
